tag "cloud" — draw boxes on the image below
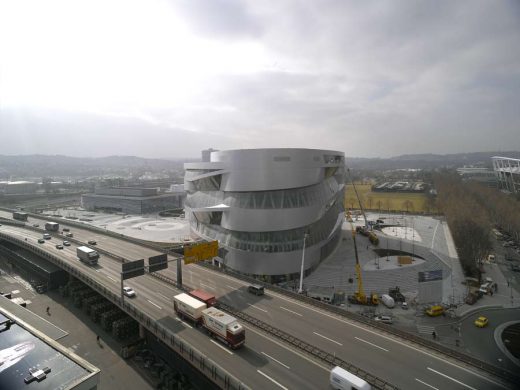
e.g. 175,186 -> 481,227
1,0 -> 519,158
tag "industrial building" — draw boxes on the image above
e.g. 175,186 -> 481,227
492,156 -> 520,194
81,187 -> 185,214
184,148 -> 345,282
0,181 -> 38,194
456,167 -> 497,187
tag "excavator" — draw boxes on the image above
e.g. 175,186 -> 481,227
348,226 -> 379,306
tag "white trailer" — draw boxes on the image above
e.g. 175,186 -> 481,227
173,293 -> 207,323
381,294 -> 395,308
45,222 -> 59,231
76,246 -> 99,265
201,307 -> 245,349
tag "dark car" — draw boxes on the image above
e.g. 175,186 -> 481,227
55,244 -> 63,250
248,284 -> 265,296
511,265 -> 520,273
38,239 -> 45,244
88,240 -> 97,245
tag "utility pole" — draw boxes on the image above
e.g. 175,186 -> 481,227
298,233 -> 309,294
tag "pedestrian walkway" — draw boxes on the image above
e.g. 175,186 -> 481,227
416,324 -> 435,335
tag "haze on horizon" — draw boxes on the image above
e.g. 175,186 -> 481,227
0,0 -> 519,159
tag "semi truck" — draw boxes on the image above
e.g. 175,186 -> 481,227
201,307 -> 245,349
173,293 -> 245,349
76,246 -> 99,265
45,222 -> 59,231
12,211 -> 28,221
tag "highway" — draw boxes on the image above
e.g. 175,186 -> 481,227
0,211 -> 516,389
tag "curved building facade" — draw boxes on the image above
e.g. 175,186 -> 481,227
184,149 -> 345,281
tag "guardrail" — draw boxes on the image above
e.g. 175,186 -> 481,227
0,232 -> 249,390
3,208 -> 519,386
197,262 -> 520,386
145,269 -> 397,389
217,301 -> 398,390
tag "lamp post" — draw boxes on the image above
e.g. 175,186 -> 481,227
298,233 -> 309,294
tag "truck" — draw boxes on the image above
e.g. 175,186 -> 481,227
173,293 -> 207,324
381,294 -> 395,308
201,307 -> 245,349
76,246 -> 99,265
45,222 -> 59,231
13,211 -> 28,221
330,366 -> 372,390
173,293 -> 245,349
188,289 -> 217,307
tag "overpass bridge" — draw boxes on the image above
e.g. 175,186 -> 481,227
0,211 -> 517,390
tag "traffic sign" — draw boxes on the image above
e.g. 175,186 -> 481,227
149,254 -> 168,272
122,259 -> 145,280
184,241 -> 218,264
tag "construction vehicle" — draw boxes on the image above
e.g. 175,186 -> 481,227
388,286 -> 405,303
346,167 -> 368,229
348,227 -> 379,306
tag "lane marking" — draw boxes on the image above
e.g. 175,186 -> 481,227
280,306 -> 303,317
248,303 -> 268,313
226,284 -> 237,289
248,286 -> 506,388
200,282 -> 214,289
157,292 -> 170,301
427,367 -> 477,390
415,378 -> 439,390
95,269 -> 101,272
242,324 -> 329,372
177,319 -> 193,329
261,352 -> 290,369
210,339 -> 233,355
257,370 -> 288,390
147,300 -> 162,310
313,332 -> 342,346
354,337 -> 389,352
107,276 -> 117,282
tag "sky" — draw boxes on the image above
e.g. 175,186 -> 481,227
0,0 -> 519,159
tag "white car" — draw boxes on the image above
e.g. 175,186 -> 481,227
123,287 -> 136,298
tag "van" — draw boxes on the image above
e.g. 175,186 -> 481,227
425,305 -> 445,317
374,315 -> 393,324
330,366 -> 372,390
247,284 -> 264,296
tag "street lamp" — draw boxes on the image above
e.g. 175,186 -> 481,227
298,233 -> 310,294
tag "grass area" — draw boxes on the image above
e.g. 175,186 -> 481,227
344,184 -> 437,213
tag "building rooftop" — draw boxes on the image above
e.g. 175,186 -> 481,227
0,297 -> 99,390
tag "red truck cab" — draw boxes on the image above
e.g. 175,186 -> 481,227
188,289 -> 217,307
